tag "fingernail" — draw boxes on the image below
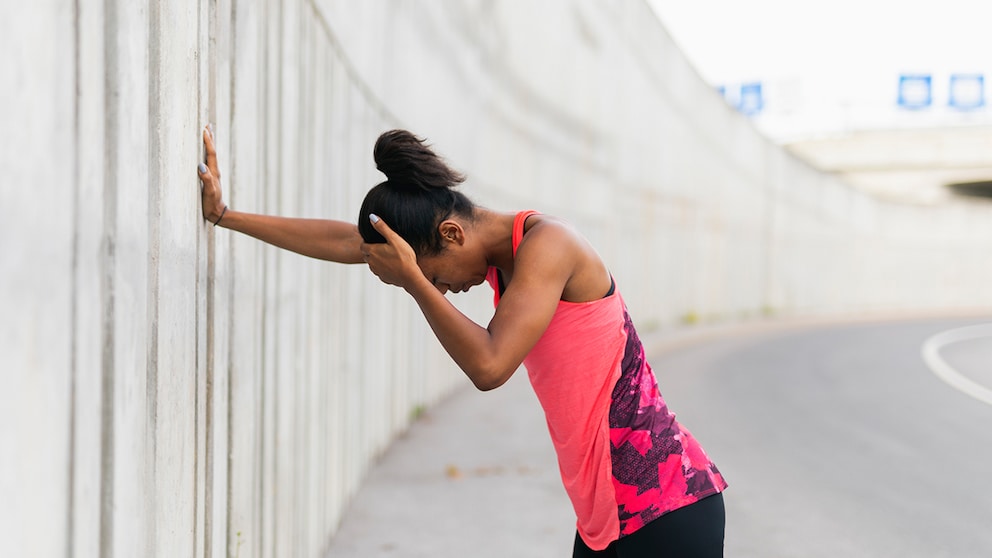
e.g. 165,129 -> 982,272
208,123 -> 214,137
198,163 -> 207,174
369,213 -> 380,224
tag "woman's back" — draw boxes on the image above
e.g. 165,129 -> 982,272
489,211 -> 728,551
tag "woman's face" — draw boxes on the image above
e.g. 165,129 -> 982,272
415,221 -> 489,295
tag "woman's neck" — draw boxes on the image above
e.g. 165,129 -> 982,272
475,209 -> 517,273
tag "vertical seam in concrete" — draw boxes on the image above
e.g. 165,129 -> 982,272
67,0 -> 82,556
289,12 -> 298,556
274,1 -> 285,554
193,0 -> 204,555
257,2 -> 269,556
146,0 -> 162,555
100,1 -> 119,557
296,11 -> 308,555
225,2 -> 238,557
203,0 -> 218,556
293,11 -> 303,554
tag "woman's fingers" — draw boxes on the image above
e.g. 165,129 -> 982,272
360,220 -> 417,288
368,215 -> 419,265
197,125 -> 225,222
197,161 -> 215,189
197,127 -> 216,187
203,125 -> 220,179
369,213 -> 401,244
359,242 -> 389,282
197,162 -> 217,220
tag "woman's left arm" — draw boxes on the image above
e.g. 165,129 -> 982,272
363,216 -> 572,390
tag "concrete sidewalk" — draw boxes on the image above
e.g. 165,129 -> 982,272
323,367 -> 575,557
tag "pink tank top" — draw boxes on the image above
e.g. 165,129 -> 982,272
485,211 -> 727,550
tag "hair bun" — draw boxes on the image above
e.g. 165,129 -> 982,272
373,130 -> 465,191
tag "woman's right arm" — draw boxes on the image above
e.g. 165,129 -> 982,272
197,126 -> 364,264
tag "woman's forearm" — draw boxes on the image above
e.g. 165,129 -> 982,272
219,209 -> 365,264
404,276 -> 519,390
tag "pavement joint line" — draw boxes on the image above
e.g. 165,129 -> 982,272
921,322 -> 992,407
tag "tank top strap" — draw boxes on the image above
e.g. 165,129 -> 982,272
512,210 -> 541,257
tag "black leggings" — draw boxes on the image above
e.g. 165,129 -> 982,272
572,493 -> 725,558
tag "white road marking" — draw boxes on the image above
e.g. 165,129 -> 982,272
921,323 -> 992,407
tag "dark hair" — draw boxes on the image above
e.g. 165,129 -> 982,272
358,130 -> 475,255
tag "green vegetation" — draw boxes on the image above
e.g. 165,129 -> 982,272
410,404 -> 427,421
680,311 -> 700,325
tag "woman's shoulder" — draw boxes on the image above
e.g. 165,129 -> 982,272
521,213 -> 586,248
517,213 -> 612,303
515,214 -> 601,275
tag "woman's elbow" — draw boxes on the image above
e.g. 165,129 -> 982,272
468,365 -> 516,392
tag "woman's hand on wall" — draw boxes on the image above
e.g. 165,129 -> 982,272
191,123 -> 365,262
197,125 -> 227,224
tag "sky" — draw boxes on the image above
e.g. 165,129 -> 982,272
647,0 -> 992,86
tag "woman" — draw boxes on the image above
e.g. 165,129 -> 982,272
197,127 -> 728,557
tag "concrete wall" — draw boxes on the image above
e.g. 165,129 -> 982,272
2,1 -> 991,558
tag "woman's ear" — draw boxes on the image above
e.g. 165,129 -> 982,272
438,220 -> 465,246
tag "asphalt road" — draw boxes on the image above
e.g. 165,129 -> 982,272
326,315 -> 992,557
659,316 -> 992,557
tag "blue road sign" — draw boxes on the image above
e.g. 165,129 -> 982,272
898,74 -> 932,109
948,74 -> 984,110
739,82 -> 763,115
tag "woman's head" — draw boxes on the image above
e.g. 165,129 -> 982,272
358,130 -> 475,256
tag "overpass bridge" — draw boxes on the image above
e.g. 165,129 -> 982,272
786,126 -> 992,205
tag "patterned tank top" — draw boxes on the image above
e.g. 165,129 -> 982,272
485,211 -> 727,550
